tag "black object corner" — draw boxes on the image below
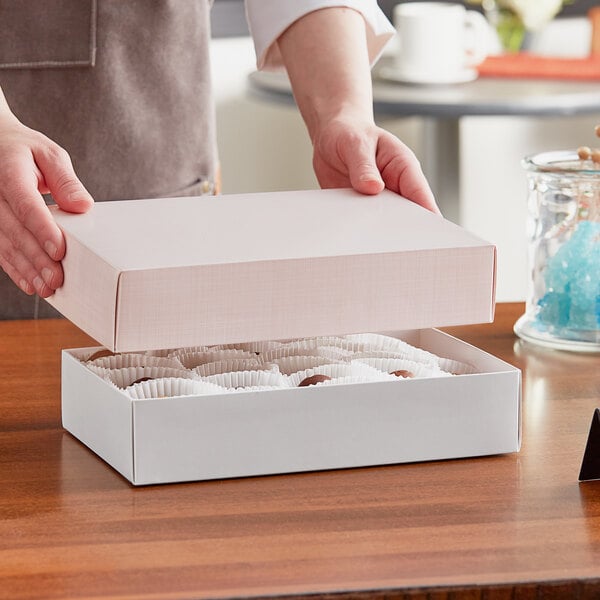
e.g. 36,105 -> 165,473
579,408 -> 600,482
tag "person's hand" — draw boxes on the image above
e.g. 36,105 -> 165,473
277,7 -> 439,213
0,115 -> 94,298
311,115 -> 440,214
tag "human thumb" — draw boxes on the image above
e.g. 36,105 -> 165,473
342,139 -> 384,196
34,144 -> 94,213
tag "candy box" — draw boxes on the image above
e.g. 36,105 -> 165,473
47,189 -> 496,351
49,189 -> 521,485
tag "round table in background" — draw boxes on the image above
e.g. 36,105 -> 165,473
248,57 -> 600,223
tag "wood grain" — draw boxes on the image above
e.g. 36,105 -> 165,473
0,304 -> 599,600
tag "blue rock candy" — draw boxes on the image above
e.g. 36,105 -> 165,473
538,288 -> 571,328
538,221 -> 600,331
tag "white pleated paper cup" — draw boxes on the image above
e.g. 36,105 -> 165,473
192,358 -> 268,377
88,365 -> 195,389
84,348 -> 118,362
206,340 -> 284,354
175,349 -> 256,369
259,338 -> 333,360
125,377 -> 226,399
237,340 -> 285,354
262,341 -> 357,362
166,345 -> 211,357
143,348 -> 179,358
351,351 -> 473,375
321,373 -> 397,386
261,346 -> 319,361
343,332 -> 406,349
271,355 -> 339,376
349,347 -> 440,367
314,346 -> 356,360
287,363 -> 383,387
301,336 -> 368,350
228,385 -> 287,393
438,358 -> 477,375
204,370 -> 290,390
343,333 -> 442,364
86,353 -> 184,371
351,357 -> 451,379
350,350 -> 409,361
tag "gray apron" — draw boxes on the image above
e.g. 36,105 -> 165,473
0,0 -> 217,319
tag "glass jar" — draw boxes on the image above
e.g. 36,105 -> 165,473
514,150 -> 600,352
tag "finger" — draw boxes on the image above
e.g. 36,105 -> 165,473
381,156 -> 440,215
0,233 -> 56,298
1,157 -> 68,261
33,161 -> 50,195
377,136 -> 441,214
313,155 -> 355,189
0,257 -> 35,295
0,207 -> 62,296
337,135 -> 385,196
33,143 -> 94,213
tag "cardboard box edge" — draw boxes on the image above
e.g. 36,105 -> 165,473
48,235 -> 120,350
123,329 -> 521,485
61,350 -> 134,482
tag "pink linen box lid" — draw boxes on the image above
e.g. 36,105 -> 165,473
45,188 -> 496,352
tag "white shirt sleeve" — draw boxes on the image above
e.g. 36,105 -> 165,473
245,0 -> 395,71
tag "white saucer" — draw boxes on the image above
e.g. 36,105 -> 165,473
377,65 -> 479,85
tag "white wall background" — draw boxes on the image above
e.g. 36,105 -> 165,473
210,25 -> 600,302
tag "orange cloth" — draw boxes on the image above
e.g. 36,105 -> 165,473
477,53 -> 600,81
590,7 -> 600,58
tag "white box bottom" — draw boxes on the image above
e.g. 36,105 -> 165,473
61,328 -> 521,485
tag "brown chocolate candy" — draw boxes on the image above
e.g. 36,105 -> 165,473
131,377 -> 154,385
87,349 -> 116,362
298,374 -> 332,387
578,146 -> 592,160
390,370 -> 414,378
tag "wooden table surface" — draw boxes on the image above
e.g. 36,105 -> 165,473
1,303 -> 599,600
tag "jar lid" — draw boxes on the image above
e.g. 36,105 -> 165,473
523,150 -> 600,176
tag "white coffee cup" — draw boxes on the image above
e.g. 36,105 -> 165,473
392,2 -> 490,83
